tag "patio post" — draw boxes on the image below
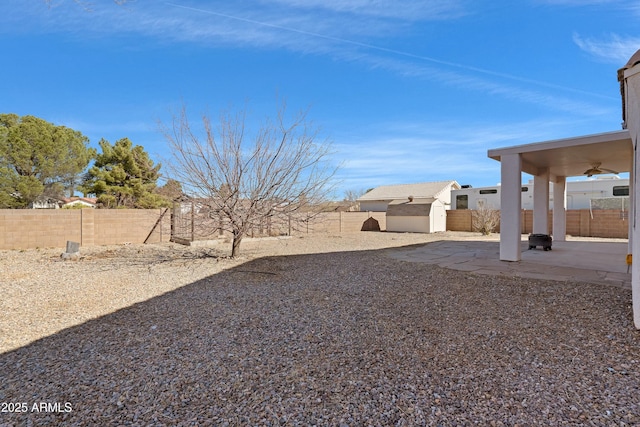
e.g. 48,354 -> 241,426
499,153 -> 522,261
552,176 -> 566,242
533,169 -> 550,235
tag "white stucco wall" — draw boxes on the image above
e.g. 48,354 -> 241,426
437,183 -> 455,209
624,64 -> 640,328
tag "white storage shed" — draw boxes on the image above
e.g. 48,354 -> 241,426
386,197 -> 446,233
358,181 -> 460,212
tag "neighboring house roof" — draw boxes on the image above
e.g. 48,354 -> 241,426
61,197 -> 98,207
358,181 -> 461,202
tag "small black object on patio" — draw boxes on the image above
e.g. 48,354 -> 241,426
528,233 -> 552,251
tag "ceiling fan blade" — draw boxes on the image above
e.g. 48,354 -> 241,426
600,168 -> 619,174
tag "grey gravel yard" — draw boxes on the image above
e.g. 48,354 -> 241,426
0,232 -> 639,426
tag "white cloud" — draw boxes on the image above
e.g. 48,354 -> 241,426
1,1 -> 617,121
332,119 -> 580,189
0,1 -> 434,48
573,33 -> 640,63
261,0 -> 466,21
538,0 -> 620,4
346,52 -> 616,116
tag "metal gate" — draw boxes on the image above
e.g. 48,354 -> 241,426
170,201 -> 221,245
170,200 -> 293,245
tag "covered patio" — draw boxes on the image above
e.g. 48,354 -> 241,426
486,49 -> 640,328
487,129 -> 633,263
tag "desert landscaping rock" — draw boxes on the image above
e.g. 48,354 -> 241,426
0,232 -> 638,425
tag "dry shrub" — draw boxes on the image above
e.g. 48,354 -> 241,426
472,206 -> 500,235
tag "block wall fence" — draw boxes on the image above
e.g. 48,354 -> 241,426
0,210 -> 388,250
0,208 -> 627,251
0,209 -> 172,250
446,209 -> 629,239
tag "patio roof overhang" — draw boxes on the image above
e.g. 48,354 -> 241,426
488,129 -> 633,179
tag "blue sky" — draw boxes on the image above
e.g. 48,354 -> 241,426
1,0 -> 639,198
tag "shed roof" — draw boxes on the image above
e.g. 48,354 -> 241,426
387,198 -> 436,216
358,181 -> 460,202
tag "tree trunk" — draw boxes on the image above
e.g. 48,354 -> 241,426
231,232 -> 243,258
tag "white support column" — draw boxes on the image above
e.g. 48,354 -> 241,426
552,176 -> 567,242
499,153 -> 522,261
533,169 -> 550,235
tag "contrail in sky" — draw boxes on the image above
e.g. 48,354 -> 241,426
165,2 -> 615,101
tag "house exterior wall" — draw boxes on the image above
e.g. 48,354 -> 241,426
623,62 -> 640,327
436,183 -> 455,209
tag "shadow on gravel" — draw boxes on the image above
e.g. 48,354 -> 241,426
1,245 -> 638,426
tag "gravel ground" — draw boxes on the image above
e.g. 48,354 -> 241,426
0,232 -> 639,426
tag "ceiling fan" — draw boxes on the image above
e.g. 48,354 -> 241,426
583,162 -> 619,177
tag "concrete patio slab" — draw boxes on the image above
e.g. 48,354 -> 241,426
389,236 -> 631,289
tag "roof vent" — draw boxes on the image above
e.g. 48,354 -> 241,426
408,195 -> 414,202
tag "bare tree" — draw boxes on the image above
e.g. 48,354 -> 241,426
472,205 -> 500,236
162,103 -> 337,257
343,188 -> 366,211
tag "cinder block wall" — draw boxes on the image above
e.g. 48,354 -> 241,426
94,209 -> 171,245
447,209 -> 628,238
295,212 -> 386,234
587,210 -> 629,238
0,210 -> 82,250
0,209 -> 385,250
446,210 -> 474,231
0,209 -> 171,250
1,208 -> 626,251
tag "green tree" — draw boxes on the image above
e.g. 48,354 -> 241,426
82,137 -> 167,208
0,113 -> 95,208
154,178 -> 183,203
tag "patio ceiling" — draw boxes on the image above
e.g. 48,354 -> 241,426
488,129 -> 632,178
